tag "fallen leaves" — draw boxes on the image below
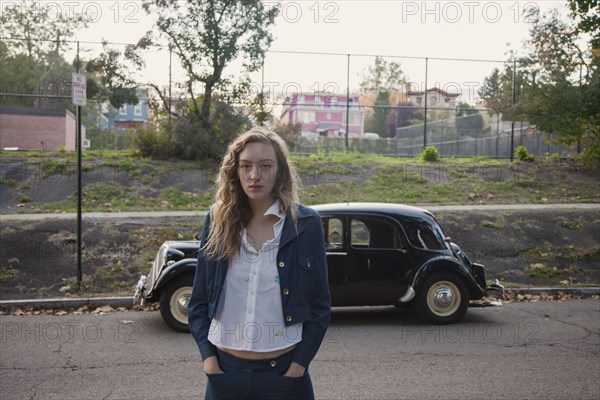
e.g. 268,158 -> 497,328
2,303 -> 154,317
472,290 -> 600,306
91,305 -> 114,315
504,290 -> 600,302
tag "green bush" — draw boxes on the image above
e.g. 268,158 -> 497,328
515,145 -> 535,162
132,125 -> 175,159
132,100 -> 251,160
578,131 -> 600,166
40,159 -> 68,177
420,146 -> 440,162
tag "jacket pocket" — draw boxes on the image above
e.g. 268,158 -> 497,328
299,256 -> 315,271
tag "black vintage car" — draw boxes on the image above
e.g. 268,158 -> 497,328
134,203 -> 503,332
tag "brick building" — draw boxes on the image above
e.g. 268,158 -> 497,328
0,106 -> 87,151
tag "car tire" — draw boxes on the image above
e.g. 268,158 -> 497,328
416,272 -> 469,324
159,275 -> 193,333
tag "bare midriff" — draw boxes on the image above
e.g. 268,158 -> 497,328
218,344 -> 297,360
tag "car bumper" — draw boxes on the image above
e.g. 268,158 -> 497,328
133,275 -> 147,306
485,279 -> 505,297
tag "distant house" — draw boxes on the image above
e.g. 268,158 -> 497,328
101,89 -> 149,130
406,86 -> 460,119
0,106 -> 87,151
280,93 -> 364,137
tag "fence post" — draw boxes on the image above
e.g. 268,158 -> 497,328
168,44 -> 172,126
423,57 -> 429,150
345,54 -> 350,151
510,60 -> 517,161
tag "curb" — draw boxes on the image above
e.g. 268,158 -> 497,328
505,287 -> 600,297
1,288 -> 598,311
1,204 -> 599,221
0,296 -> 134,311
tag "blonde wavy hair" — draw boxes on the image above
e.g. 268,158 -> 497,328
202,127 -> 300,261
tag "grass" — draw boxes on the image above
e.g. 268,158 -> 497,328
480,216 -> 507,229
0,178 -> 16,186
527,266 -> 569,280
0,265 -> 19,283
40,159 -> 69,177
555,216 -> 584,231
2,151 -> 599,213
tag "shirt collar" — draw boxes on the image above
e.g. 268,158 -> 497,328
264,198 -> 285,220
241,199 -> 286,253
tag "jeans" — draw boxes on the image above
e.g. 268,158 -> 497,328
204,348 -> 315,400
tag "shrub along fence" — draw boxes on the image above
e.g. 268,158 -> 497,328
285,125 -> 572,158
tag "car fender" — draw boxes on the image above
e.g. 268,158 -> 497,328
412,256 -> 486,298
153,258 -> 197,295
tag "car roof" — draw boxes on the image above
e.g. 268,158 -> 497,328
310,202 -> 435,219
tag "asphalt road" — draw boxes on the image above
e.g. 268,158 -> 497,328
1,300 -> 599,400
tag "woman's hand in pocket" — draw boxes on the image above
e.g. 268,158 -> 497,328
203,356 -> 224,375
283,362 -> 305,378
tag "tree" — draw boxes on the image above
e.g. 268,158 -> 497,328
370,90 -> 390,136
478,67 -> 505,114
568,0 -> 600,164
1,1 -> 137,110
0,0 -> 87,60
85,43 -> 138,109
455,102 -> 484,134
391,102 -> 422,128
568,0 -> 600,50
479,63 -> 524,121
359,56 -> 406,137
479,4 -> 598,164
359,56 -> 405,93
134,0 -> 279,133
512,6 -> 598,163
0,0 -> 87,108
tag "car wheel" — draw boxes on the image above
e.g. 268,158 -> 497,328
416,272 -> 468,324
159,275 -> 193,332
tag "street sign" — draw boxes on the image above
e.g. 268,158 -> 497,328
72,73 -> 87,106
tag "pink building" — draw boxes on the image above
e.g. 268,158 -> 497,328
0,106 -> 87,151
280,93 -> 364,137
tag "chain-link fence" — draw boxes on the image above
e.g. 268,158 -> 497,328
0,37 -> 579,158
260,51 -> 575,158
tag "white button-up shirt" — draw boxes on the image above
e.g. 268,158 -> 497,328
208,199 -> 303,352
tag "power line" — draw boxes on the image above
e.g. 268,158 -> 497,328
3,35 -> 591,68
268,49 -> 506,64
0,36 -> 517,64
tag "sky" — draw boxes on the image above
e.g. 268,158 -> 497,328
7,0 -> 569,104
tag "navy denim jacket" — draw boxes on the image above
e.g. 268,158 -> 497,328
188,204 -> 331,369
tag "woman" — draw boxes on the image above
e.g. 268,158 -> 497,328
188,127 -> 331,400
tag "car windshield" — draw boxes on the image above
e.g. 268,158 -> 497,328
402,216 -> 448,250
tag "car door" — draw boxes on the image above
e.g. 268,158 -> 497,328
345,215 -> 413,305
321,215 -> 347,305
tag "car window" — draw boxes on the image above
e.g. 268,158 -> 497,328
351,219 -> 370,247
350,217 -> 405,250
322,217 -> 344,251
403,218 -> 446,250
